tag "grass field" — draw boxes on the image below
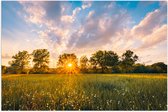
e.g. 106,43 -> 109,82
2,74 -> 167,110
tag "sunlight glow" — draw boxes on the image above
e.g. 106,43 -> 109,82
67,63 -> 73,68
64,62 -> 79,74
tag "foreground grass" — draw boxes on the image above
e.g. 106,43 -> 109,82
2,74 -> 167,110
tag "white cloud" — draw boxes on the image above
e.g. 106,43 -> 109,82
19,2 -> 45,25
61,7 -> 81,23
139,25 -> 167,49
82,2 -> 92,9
132,7 -> 166,37
87,10 -> 95,19
15,1 -> 167,67
19,2 -> 76,58
61,15 -> 74,23
73,7 -> 81,16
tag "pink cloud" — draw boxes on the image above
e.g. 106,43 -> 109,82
132,6 -> 166,37
139,25 -> 167,49
15,1 -> 167,67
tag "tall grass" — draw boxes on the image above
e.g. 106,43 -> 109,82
2,74 -> 167,110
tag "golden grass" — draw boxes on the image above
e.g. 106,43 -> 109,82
102,74 -> 167,79
2,73 -> 167,110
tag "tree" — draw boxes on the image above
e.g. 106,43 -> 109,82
89,56 -> 98,73
133,63 -> 147,73
90,50 -> 119,73
150,62 -> 167,73
9,50 -> 30,74
121,50 -> 138,73
80,55 -> 88,72
2,65 -> 7,74
104,51 -> 119,72
32,49 -> 50,73
57,53 -> 78,74
90,50 -> 105,73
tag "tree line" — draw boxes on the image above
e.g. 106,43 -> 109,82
2,49 -> 167,74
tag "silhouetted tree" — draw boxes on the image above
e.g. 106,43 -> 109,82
121,50 -> 138,73
90,50 -> 106,73
89,56 -> 98,73
80,55 -> 88,73
57,53 -> 78,74
105,51 -> 119,72
133,63 -> 148,73
150,62 -> 167,73
32,49 -> 50,73
9,51 -> 30,74
5,49 -> 167,74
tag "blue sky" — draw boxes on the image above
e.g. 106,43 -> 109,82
2,1 -> 167,67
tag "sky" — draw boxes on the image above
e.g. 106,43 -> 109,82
2,1 -> 167,68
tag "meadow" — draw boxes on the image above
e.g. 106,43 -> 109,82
2,74 -> 167,110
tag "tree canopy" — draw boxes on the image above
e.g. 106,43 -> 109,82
32,49 -> 50,73
80,55 -> 88,72
120,50 -> 138,73
8,51 -> 30,74
57,53 -> 78,74
90,50 -> 119,73
4,49 -> 167,74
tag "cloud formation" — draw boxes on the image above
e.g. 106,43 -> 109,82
2,1 -> 167,67
18,1 -> 168,61
132,5 -> 166,37
82,1 -> 92,9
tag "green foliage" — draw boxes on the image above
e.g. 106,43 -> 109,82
133,63 -> 148,73
90,50 -> 119,73
6,49 -> 167,74
120,50 -> 138,73
145,62 -> 167,73
80,55 -> 88,73
150,62 -> 167,73
2,74 -> 167,110
32,49 -> 50,73
111,65 -> 122,73
8,51 -> 30,74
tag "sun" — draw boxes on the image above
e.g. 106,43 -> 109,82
65,62 -> 79,74
67,63 -> 73,68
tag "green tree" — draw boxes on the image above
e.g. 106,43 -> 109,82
89,56 -> 98,73
90,50 -> 119,73
90,50 -> 105,73
32,49 -> 50,73
80,55 -> 88,72
121,50 -> 138,73
133,63 -> 147,73
105,51 -> 119,72
150,62 -> 167,73
9,50 -> 30,74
